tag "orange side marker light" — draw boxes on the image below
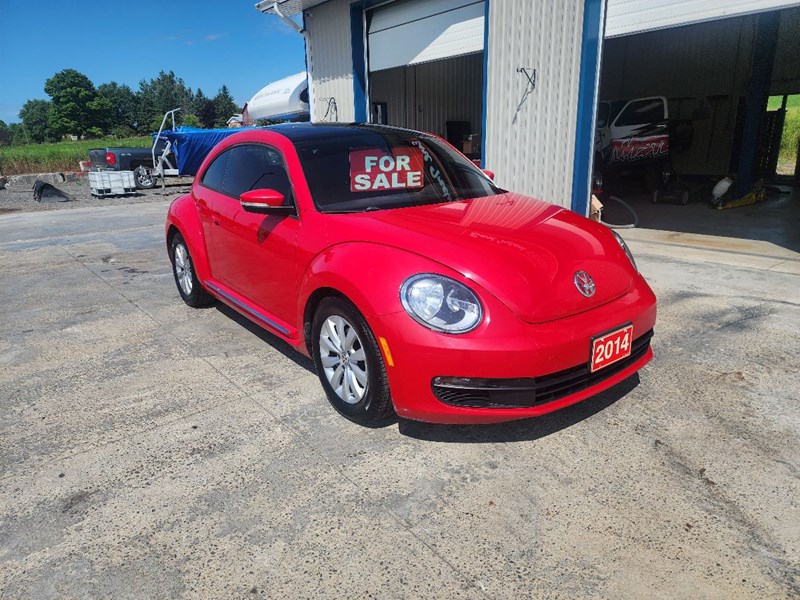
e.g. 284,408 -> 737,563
378,336 -> 395,367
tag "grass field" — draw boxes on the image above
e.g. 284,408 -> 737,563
768,95 -> 800,175
0,137 -> 151,176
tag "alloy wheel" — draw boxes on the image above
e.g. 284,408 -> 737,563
173,243 -> 193,296
318,315 -> 368,404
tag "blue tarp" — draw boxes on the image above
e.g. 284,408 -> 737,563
155,126 -> 267,176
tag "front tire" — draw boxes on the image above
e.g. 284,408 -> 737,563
311,297 -> 394,426
169,233 -> 214,307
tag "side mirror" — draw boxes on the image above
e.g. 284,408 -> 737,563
482,169 -> 495,181
240,189 -> 294,215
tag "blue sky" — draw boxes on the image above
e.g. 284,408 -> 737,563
0,0 -> 306,123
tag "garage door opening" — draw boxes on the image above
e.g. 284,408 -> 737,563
366,0 -> 485,162
368,53 -> 484,161
595,6 -> 800,254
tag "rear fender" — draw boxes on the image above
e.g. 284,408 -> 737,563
165,194 -> 211,284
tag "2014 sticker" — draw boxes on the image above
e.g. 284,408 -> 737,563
349,147 -> 424,192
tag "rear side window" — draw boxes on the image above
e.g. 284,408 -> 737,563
201,149 -> 229,191
200,144 -> 293,204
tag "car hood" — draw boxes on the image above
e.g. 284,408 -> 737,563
324,193 -> 634,323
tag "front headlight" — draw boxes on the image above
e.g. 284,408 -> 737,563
400,274 -> 483,334
612,230 -> 638,272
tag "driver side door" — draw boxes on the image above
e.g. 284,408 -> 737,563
195,144 -> 300,324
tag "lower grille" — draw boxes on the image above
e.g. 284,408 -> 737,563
432,329 -> 653,409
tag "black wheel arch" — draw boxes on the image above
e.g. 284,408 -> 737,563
303,287 -> 347,354
166,224 -> 180,252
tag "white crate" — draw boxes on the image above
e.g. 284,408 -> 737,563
89,170 -> 137,197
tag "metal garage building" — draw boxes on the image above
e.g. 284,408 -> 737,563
256,0 -> 800,213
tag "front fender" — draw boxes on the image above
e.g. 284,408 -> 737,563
165,194 -> 211,284
297,241 -> 470,324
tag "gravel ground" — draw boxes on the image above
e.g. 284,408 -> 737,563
1,195 -> 799,597
0,175 -> 193,215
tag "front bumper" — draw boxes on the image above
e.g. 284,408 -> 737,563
367,281 -> 657,424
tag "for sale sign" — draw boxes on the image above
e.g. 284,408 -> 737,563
349,147 -> 425,192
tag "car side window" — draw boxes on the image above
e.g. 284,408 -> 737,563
222,145 -> 294,205
200,144 -> 294,207
201,149 -> 230,191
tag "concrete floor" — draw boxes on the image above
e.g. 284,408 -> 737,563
1,200 -> 798,599
600,183 -> 800,253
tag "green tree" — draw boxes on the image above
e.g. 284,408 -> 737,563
18,99 -> 53,143
192,88 -> 209,115
192,89 -> 216,128
198,99 -> 217,129
181,113 -> 202,127
213,85 -> 239,128
98,82 -> 138,132
0,120 -> 11,147
137,71 -> 193,133
8,123 -> 27,146
44,69 -> 110,137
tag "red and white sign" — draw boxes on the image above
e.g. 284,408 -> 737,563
349,147 -> 424,192
590,324 -> 633,372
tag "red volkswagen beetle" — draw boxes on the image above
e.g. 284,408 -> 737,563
165,124 -> 656,425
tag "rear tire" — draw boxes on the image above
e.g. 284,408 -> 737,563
311,297 -> 394,426
134,165 -> 157,189
169,232 -> 214,307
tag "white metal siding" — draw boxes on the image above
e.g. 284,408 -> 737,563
484,0 -> 585,206
606,0 -> 800,37
304,0 -> 355,122
368,0 -> 485,72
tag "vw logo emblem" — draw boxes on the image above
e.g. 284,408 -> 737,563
574,271 -> 595,297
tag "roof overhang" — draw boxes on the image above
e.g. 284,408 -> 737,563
254,0 -> 328,17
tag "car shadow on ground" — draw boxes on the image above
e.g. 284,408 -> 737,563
397,374 -> 640,443
215,303 -> 316,372
213,301 -> 639,442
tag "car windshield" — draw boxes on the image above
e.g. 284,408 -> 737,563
295,128 -> 503,213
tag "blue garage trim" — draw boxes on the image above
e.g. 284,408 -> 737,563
350,3 -> 368,122
570,0 -> 604,216
480,0 -> 490,169
350,0 -> 414,123
733,11 -> 779,196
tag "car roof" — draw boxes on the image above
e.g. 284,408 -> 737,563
268,122 -> 428,143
